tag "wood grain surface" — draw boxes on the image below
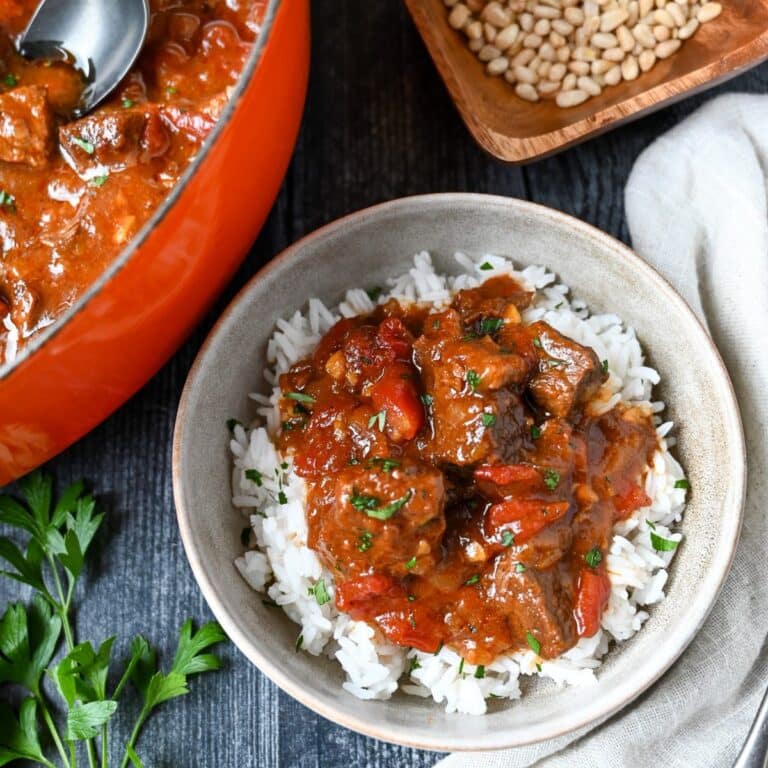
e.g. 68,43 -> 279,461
2,2 -> 767,766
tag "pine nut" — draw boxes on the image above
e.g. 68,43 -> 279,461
552,19 -> 575,35
495,24 -> 521,50
577,74 -> 602,94
539,42 -> 557,60
478,44 -> 502,61
534,18 -> 551,36
520,13 -> 535,31
504,68 -> 517,83
513,48 -> 536,66
487,56 -> 510,75
534,4 -> 562,18
515,82 -> 540,101
515,64 -> 538,83
666,2 -> 686,24
563,72 -> 578,89
549,62 -> 567,79
697,1 -> 721,21
523,33 -> 544,47
468,37 -> 484,51
600,8 -> 629,30
591,58 -> 613,74
638,49 -> 656,70
483,22 -> 497,42
564,6 -> 585,24
639,0 -> 654,14
482,1 -> 512,27
556,88 -> 589,106
655,38 -> 681,57
568,60 -> 591,74
557,45 -> 571,62
653,24 -> 671,41
448,3 -> 470,29
633,23 -> 657,47
604,64 -> 622,84
616,25 -> 635,51
465,20 -> 483,39
621,54 -> 639,79
550,30 -> 567,46
537,79 -> 561,94
653,8 -> 676,26
678,17 -> 699,38
592,31 -> 619,48
602,46 -> 626,61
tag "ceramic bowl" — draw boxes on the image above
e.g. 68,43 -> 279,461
0,0 -> 310,485
173,194 -> 745,751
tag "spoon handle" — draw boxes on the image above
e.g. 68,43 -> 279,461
734,686 -> 768,768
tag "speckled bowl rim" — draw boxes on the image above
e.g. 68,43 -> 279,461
172,193 -> 746,752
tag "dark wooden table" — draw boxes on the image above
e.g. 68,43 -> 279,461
4,3 -> 767,766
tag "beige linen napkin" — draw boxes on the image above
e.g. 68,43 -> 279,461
438,93 -> 768,768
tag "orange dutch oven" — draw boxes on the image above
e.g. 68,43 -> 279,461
0,0 -> 310,485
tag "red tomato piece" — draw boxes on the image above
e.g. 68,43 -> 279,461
336,573 -> 402,611
474,464 -> 542,485
614,484 -> 652,521
574,567 -> 611,637
376,318 -> 413,362
486,498 -> 570,543
377,609 -> 442,654
370,363 -> 424,442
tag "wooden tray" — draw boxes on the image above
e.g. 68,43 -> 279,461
404,0 -> 768,163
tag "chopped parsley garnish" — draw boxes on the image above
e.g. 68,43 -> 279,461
585,547 -> 602,568
479,261 -> 493,271
514,563 -> 526,573
285,391 -> 315,404
405,556 -> 417,570
281,461 -> 289,470
554,301 -> 564,309
73,136 -> 95,154
407,594 -> 416,602
458,658 -> 465,675
420,393 -> 434,406
464,574 -> 480,586
281,418 -> 306,432
466,370 -> 481,392
601,359 -> 609,374
3,73 -> 17,87
408,657 -> 421,674
357,531 -> 374,552
295,634 -> 304,651
90,174 -> 109,187
674,479 -> 690,490
278,490 -> 288,505
350,489 -> 412,520
526,631 -> 541,655
650,532 -> 679,552
434,641 -> 444,655
501,530 -> 515,548
369,457 -> 400,473
481,412 -> 496,427
543,469 -> 560,490
122,98 -> 135,108
166,86 -> 178,95
477,316 -> 504,335
308,578 -> 330,606
531,424 -> 541,440
0,190 -> 15,211
535,662 -> 543,672
646,519 -> 656,530
533,336 -> 543,349
240,527 -> 250,546
432,318 -> 441,329
547,358 -> 567,368
474,665 -> 485,679
226,417 -> 242,432
368,409 -> 386,431
245,468 -> 263,486
366,286 -> 383,301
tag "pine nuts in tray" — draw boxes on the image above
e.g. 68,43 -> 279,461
444,0 -> 723,107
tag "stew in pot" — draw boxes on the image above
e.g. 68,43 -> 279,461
0,0 -> 265,363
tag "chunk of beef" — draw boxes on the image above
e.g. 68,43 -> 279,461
0,86 -> 55,167
59,108 -> 169,176
488,555 -> 577,658
452,274 -> 534,325
414,309 -> 531,466
314,459 -> 446,580
527,321 -> 606,417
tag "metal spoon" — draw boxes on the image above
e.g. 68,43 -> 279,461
734,686 -> 768,768
18,0 -> 150,117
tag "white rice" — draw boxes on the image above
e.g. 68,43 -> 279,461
230,251 -> 687,715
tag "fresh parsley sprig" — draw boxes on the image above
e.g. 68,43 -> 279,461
0,472 -> 227,767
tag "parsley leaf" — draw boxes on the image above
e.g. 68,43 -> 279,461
531,424 -> 541,440
501,530 -> 514,548
285,391 -> 315,404
585,547 -> 602,568
405,556 -> 417,570
526,631 -> 541,655
464,574 -> 480,586
481,412 -> 496,427
479,261 -> 493,271
350,489 -> 412,521
420,393 -> 433,406
245,469 -> 263,486
368,409 -> 386,431
543,469 -> 560,490
477,317 -> 503,335
357,531 -> 373,552
72,136 -> 95,154
474,665 -> 485,679
651,532 -> 679,552
0,698 -> 48,765
466,370 -> 481,392
674,479 -> 690,490
308,578 -> 330,606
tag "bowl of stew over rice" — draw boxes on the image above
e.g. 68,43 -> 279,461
173,194 -> 744,750
0,0 -> 309,483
